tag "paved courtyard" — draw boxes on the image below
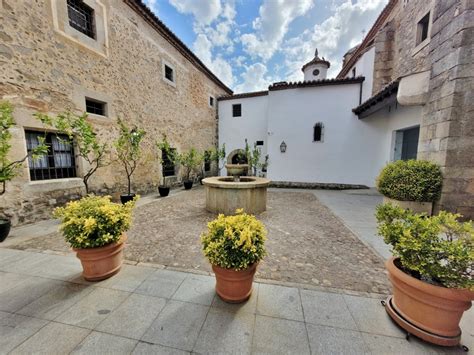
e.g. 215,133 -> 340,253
0,248 -> 472,354
6,188 -> 389,294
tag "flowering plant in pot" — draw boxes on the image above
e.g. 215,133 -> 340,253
156,134 -> 177,197
0,102 -> 48,242
201,209 -> 267,303
376,203 -> 473,347
54,195 -> 137,281
376,160 -> 442,215
114,118 -> 146,204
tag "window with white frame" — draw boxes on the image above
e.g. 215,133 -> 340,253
67,0 -> 96,39
163,62 -> 175,85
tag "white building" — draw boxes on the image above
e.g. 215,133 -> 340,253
218,47 -> 422,188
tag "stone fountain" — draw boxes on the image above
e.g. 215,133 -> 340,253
202,164 -> 270,215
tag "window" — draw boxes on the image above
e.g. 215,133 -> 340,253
352,68 -> 356,78
67,0 -> 95,39
85,98 -> 106,116
416,12 -> 430,45
204,151 -> 211,172
162,148 -> 176,177
256,141 -> 264,146
313,123 -> 324,142
209,96 -> 215,107
312,69 -> 320,76
164,64 -> 174,82
26,131 -> 76,181
232,104 -> 242,117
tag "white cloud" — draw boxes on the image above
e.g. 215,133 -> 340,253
234,63 -> 274,93
282,0 -> 387,81
241,0 -> 314,61
169,0 -> 222,25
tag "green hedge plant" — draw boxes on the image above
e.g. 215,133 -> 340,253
54,195 -> 136,249
376,203 -> 473,290
376,160 -> 442,202
201,209 -> 267,270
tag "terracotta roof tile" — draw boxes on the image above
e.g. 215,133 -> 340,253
268,77 -> 365,91
218,91 -> 268,101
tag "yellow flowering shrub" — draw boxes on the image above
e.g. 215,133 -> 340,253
201,209 -> 267,270
53,195 -> 137,249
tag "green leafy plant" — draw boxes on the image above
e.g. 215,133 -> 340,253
376,203 -> 473,290
156,134 -> 177,187
201,209 -> 267,270
53,195 -> 137,249
114,119 -> 146,195
209,144 -> 226,174
177,147 -> 203,182
376,160 -> 442,202
36,112 -> 108,194
0,101 -> 48,195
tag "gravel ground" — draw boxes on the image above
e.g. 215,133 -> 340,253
8,188 -> 390,294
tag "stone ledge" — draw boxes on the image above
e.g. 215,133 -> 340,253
270,181 -> 369,190
23,178 -> 85,194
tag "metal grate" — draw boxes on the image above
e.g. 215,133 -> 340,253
162,148 -> 176,177
67,0 -> 95,39
86,98 -> 106,116
26,131 -> 76,181
232,104 -> 241,117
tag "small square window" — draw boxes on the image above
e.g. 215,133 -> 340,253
256,141 -> 264,146
67,0 -> 96,39
85,98 -> 106,116
232,104 -> 242,117
416,12 -> 430,45
209,96 -> 215,107
164,64 -> 174,82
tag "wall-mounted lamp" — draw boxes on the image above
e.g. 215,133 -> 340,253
280,141 -> 287,153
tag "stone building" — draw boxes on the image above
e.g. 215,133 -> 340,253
218,0 -> 473,219
0,0 -> 232,225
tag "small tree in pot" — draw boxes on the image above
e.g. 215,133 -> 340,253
201,209 -> 267,303
156,134 -> 177,197
376,203 -> 473,347
0,102 -> 48,242
114,119 -> 146,204
177,147 -> 203,190
376,160 -> 442,215
54,195 -> 137,281
209,144 -> 226,176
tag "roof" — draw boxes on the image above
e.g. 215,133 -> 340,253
337,0 -> 398,79
124,0 -> 233,95
218,91 -> 268,101
301,48 -> 330,72
268,77 -> 365,91
352,80 -> 399,116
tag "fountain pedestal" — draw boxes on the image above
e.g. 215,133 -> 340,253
202,176 -> 270,215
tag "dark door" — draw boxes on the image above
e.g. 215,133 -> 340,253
401,126 -> 420,160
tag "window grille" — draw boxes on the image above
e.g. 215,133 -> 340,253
85,98 -> 106,116
313,123 -> 324,142
232,104 -> 242,117
162,148 -> 176,177
164,65 -> 174,82
67,0 -> 95,39
26,131 -> 76,181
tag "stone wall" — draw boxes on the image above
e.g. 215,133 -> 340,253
0,0 -> 229,225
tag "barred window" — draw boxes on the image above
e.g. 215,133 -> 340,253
313,123 -> 324,142
67,0 -> 95,39
162,148 -> 176,177
204,151 -> 211,172
26,131 -> 76,181
86,98 -> 106,116
232,104 -> 242,117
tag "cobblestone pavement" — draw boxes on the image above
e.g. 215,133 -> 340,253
6,188 -> 389,295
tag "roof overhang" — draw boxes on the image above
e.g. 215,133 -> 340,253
353,81 -> 399,119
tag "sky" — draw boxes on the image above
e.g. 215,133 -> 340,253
143,0 -> 388,93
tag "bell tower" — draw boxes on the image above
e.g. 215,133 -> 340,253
302,48 -> 330,81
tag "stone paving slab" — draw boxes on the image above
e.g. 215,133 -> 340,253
0,249 -> 470,355
5,188 -> 390,295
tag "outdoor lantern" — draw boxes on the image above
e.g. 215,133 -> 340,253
280,141 -> 287,153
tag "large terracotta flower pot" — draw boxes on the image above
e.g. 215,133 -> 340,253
212,263 -> 257,303
74,234 -> 127,281
385,257 -> 474,346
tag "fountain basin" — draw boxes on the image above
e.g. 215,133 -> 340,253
202,176 -> 270,215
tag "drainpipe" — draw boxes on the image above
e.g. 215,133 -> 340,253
359,82 -> 363,105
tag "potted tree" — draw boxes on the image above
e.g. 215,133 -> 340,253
376,203 -> 473,347
376,160 -> 442,215
201,209 -> 267,303
54,195 -> 137,281
156,134 -> 177,197
0,102 -> 48,242
209,144 -> 226,176
115,119 -> 146,204
178,147 -> 203,190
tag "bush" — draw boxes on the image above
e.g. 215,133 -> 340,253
376,160 -> 442,202
54,195 -> 136,249
201,209 -> 267,270
376,203 -> 473,290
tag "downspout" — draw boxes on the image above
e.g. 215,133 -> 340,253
359,81 -> 363,105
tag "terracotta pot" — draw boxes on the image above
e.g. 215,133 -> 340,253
212,263 -> 257,303
385,257 -> 474,344
74,234 -> 127,281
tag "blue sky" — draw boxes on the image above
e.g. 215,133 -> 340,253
143,0 -> 388,93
